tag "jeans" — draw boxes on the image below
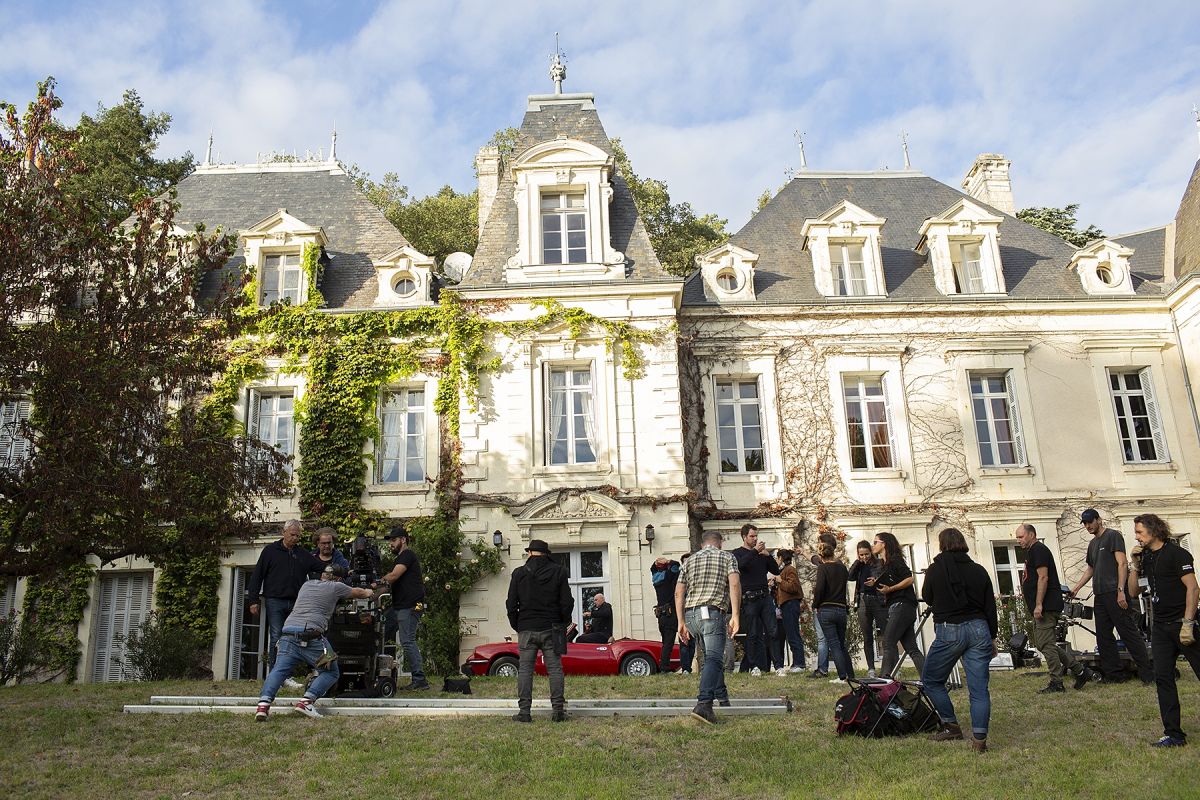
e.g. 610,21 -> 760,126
882,601 -> 925,678
1150,620 -> 1200,740
740,592 -> 777,672
657,611 -> 677,672
263,597 -> 295,670
857,595 -> 887,672
1029,611 -> 1077,679
1093,591 -> 1152,682
685,606 -> 729,704
259,631 -> 340,703
780,599 -> 805,669
817,606 -> 855,680
517,628 -> 565,713
678,632 -> 696,673
393,607 -> 425,682
815,615 -> 829,672
921,618 -> 993,738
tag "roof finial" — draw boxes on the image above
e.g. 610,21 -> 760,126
550,32 -> 567,95
204,129 -> 213,166
901,131 -> 911,169
794,130 -> 808,170
1194,104 -> 1200,157
330,127 -> 337,162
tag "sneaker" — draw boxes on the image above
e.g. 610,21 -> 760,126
930,722 -> 964,742
399,680 -> 432,691
750,667 -> 763,677
1038,680 -> 1065,694
283,677 -> 304,690
511,712 -> 532,723
1152,735 -> 1186,748
551,709 -> 567,723
691,703 -> 717,724
829,677 -> 845,684
789,666 -> 805,674
866,669 -> 877,679
255,702 -> 270,722
969,736 -> 988,753
294,699 -> 322,719
775,669 -> 787,677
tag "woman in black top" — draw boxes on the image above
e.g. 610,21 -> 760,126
812,540 -> 855,682
848,540 -> 887,677
869,531 -> 925,677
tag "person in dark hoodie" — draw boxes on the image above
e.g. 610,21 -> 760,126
921,527 -> 999,753
506,539 -> 574,723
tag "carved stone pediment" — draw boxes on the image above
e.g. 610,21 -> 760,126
515,490 -> 632,533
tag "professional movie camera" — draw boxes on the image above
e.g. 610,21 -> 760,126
1057,584 -> 1150,679
344,533 -> 382,588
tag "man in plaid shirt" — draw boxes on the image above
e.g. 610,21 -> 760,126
676,529 -> 741,724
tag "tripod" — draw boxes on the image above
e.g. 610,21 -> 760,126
887,605 -> 962,688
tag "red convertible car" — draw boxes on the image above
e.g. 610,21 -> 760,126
463,638 -> 679,677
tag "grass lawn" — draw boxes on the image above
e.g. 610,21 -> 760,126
3,668 -> 1200,799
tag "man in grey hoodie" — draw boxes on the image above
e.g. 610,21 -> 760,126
505,539 -> 574,722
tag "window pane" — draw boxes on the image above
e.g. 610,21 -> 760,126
716,405 -> 735,427
742,426 -> 762,449
741,405 -> 760,427
850,444 -> 867,470
1137,439 -> 1158,461
575,439 -> 595,463
969,376 -> 983,395
986,377 -> 1006,394
744,450 -> 764,471
541,195 -> 559,210
551,439 -> 568,465
405,459 -> 424,482
716,383 -> 733,401
565,194 -> 585,209
567,212 -> 586,229
580,551 -> 604,578
379,461 -> 399,483
720,455 -> 739,473
1125,372 -> 1142,390
739,382 -> 759,400
277,396 -> 293,413
718,428 -> 738,450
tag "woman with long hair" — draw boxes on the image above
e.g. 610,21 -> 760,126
869,531 -> 925,677
811,540 -> 855,683
773,548 -> 806,673
848,539 -> 886,677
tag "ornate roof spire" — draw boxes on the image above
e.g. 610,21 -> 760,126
550,32 -> 567,95
330,128 -> 338,162
901,131 -> 911,169
795,130 -> 808,170
204,129 -> 213,166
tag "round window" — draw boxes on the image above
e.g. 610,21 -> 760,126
392,274 -> 417,296
1095,262 -> 1118,288
716,269 -> 740,292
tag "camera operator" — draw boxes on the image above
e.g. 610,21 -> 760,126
1015,524 -> 1096,692
1127,514 -> 1200,747
1068,509 -> 1153,684
380,525 -> 429,691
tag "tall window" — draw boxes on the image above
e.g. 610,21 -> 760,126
969,372 -> 1026,467
260,252 -> 302,305
830,242 -> 867,296
247,391 -> 295,474
842,375 -> 894,470
379,388 -> 426,483
547,366 -> 596,465
951,241 -> 985,294
90,572 -> 154,682
0,398 -> 32,470
1109,369 -> 1167,463
549,549 -> 609,631
541,192 -> 587,264
716,379 -> 765,473
994,543 -> 1027,595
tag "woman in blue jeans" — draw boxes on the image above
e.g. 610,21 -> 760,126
920,527 -> 999,753
811,540 -> 855,683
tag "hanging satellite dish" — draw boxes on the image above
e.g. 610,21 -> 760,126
442,252 -> 473,284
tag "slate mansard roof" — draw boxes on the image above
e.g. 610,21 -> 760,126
683,171 -> 1172,307
463,97 -> 676,288
174,164 -> 411,309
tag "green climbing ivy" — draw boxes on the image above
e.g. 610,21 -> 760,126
153,550 -> 221,646
19,561 -> 95,682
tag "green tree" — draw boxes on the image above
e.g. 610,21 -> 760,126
59,89 -> 194,226
611,139 -> 728,276
393,185 -> 478,265
1017,204 -> 1104,248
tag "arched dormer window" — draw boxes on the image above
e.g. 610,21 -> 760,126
918,198 -> 1006,296
696,242 -> 758,302
1069,239 -> 1135,296
373,245 -> 436,307
505,137 -> 626,284
800,201 -> 887,298
240,209 -> 328,307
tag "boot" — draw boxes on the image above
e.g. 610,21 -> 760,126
930,721 -> 963,741
1038,679 -> 1065,694
969,735 -> 988,753
1071,663 -> 1096,690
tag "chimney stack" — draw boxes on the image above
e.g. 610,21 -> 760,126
962,153 -> 1014,215
475,145 -> 501,238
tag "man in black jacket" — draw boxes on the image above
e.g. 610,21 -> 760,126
506,539 -> 573,722
247,519 -> 324,674
732,524 -> 780,675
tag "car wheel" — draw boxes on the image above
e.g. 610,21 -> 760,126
620,653 -> 656,677
488,655 -> 519,677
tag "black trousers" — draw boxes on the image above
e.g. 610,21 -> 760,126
657,610 -> 677,671
1093,590 -> 1153,681
1150,620 -> 1200,740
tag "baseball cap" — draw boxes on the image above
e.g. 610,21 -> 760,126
1080,509 -> 1100,524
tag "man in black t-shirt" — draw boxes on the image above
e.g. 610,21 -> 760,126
1016,524 -> 1095,692
732,523 -> 781,674
1128,514 -> 1200,747
1068,508 -> 1153,684
381,525 -> 429,690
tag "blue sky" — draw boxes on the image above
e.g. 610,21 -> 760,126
3,0 -> 1200,234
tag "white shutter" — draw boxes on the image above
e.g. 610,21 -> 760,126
0,401 -> 18,466
91,573 -> 154,683
0,577 -> 16,617
91,576 -> 116,682
1139,367 -> 1169,462
880,373 -> 899,469
245,389 -> 261,441
228,568 -> 246,679
1005,371 -> 1027,466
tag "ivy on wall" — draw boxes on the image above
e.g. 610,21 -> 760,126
19,561 -> 94,682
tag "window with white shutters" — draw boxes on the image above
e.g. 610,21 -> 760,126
90,572 -> 154,683
227,567 -> 267,680
0,577 -> 17,618
0,398 -> 32,470
968,371 -> 1026,467
1109,368 -> 1168,463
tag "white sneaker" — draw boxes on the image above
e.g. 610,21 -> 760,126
293,698 -> 322,718
750,667 -> 762,677
775,669 -> 787,677
789,666 -> 805,674
829,677 -> 845,684
283,677 -> 304,690
867,669 -> 877,679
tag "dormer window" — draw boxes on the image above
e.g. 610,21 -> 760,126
919,199 -> 1006,296
716,270 -> 740,291
801,201 -> 887,298
373,245 -> 435,306
1069,240 -> 1135,295
261,252 -> 302,305
392,274 -> 416,297
541,191 -> 587,264
695,243 -> 758,302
